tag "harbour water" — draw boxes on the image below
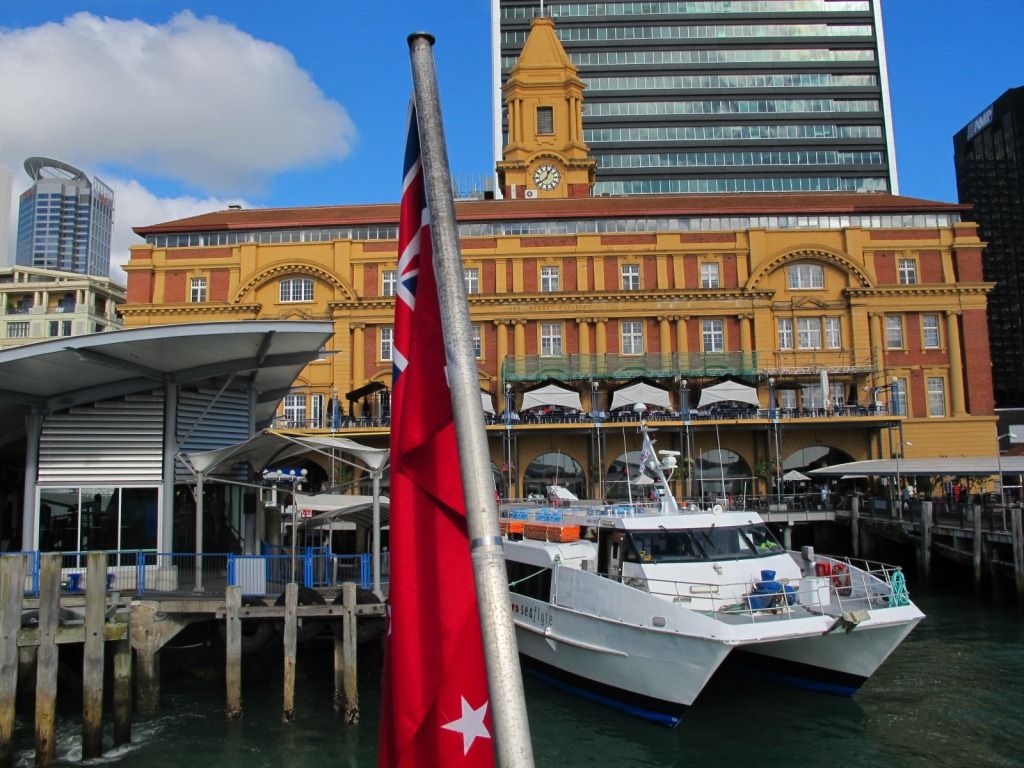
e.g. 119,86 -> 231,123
10,588 -> 1023,768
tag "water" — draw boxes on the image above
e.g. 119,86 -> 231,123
11,589 -> 1023,768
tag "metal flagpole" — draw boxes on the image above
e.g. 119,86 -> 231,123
408,33 -> 535,768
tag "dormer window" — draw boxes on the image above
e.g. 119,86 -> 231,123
536,106 -> 553,135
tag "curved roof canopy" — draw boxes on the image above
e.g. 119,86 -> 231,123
24,156 -> 88,181
0,321 -> 334,428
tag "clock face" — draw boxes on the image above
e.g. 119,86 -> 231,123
533,164 -> 561,190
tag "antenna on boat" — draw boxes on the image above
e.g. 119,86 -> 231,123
636,408 -> 681,516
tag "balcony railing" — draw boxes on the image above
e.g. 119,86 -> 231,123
501,352 -> 759,383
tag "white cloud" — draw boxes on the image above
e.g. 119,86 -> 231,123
106,178 -> 243,284
0,11 -> 357,194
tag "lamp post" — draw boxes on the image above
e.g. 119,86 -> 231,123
995,432 -> 1015,530
768,377 -> 781,503
679,378 -> 692,500
592,380 -> 603,499
504,382 -> 514,498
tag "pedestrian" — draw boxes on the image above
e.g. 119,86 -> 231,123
820,485 -> 829,510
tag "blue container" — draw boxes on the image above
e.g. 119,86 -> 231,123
760,569 -> 776,581
784,584 -> 797,606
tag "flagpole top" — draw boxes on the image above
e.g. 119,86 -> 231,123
407,32 -> 436,48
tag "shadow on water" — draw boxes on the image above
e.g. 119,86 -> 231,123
11,588 -> 1022,768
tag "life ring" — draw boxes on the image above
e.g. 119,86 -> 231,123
831,563 -> 852,595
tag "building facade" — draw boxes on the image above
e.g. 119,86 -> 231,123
492,0 -> 898,196
16,157 -> 115,278
122,15 -> 992,503
954,87 -> 1024,408
0,266 -> 124,349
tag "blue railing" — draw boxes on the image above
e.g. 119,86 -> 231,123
4,549 -> 379,598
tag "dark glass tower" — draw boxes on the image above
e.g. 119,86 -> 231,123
491,0 -> 898,195
954,87 -> 1024,407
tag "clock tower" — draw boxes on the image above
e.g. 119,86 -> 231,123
496,17 -> 596,200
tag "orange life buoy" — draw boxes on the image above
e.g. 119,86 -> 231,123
831,562 -> 852,594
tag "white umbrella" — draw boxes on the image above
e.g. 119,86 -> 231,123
782,469 -> 811,482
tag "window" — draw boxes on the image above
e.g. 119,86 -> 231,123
48,321 -> 60,337
922,314 -> 941,348
825,317 -> 842,349
280,277 -> 313,303
540,323 -> 562,357
464,268 -> 479,295
700,262 -> 720,288
190,277 -> 207,303
779,389 -> 798,410
380,326 -> 393,362
472,324 -> 482,358
777,318 -> 793,350
702,319 -> 724,352
924,377 -> 945,417
621,321 -> 643,355
382,270 -> 397,297
621,263 -> 640,291
537,106 -> 553,135
7,321 -> 28,338
788,263 -> 824,289
892,377 -> 908,416
885,315 -> 904,348
897,258 -> 917,285
540,266 -> 560,292
61,320 -> 71,336
802,383 -> 825,409
797,317 -> 822,349
310,393 -> 324,430
283,395 -> 306,428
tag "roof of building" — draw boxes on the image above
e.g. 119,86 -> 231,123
134,192 -> 971,236
0,320 -> 333,429
811,457 -> 1024,478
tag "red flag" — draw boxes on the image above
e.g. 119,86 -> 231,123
378,103 -> 493,767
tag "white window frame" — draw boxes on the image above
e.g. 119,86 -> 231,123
7,321 -> 29,338
310,393 -> 324,429
540,322 -> 562,357
464,267 -> 479,295
280,277 -> 314,303
702,319 -> 724,352
540,266 -> 560,292
825,316 -> 842,349
885,315 -> 904,349
472,324 -> 482,358
797,317 -> 822,349
922,314 -> 941,349
788,263 -> 824,290
897,258 -> 918,285
189,276 -> 207,303
700,261 -> 720,288
621,320 -> 644,355
777,318 -> 793,350
621,263 -> 641,291
892,377 -> 908,416
379,326 -> 393,362
382,270 -> 397,297
283,394 -> 306,428
927,376 -> 946,417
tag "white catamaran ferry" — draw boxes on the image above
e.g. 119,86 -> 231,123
500,422 -> 924,726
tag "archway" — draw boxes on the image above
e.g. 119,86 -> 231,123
522,452 -> 585,499
692,449 -> 752,500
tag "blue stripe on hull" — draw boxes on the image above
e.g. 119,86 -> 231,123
521,657 -> 688,727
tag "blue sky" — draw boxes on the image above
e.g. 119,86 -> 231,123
1,1 -> 1022,276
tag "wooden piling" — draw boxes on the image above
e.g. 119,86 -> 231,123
82,552 -> 106,760
225,586 -> 242,720
1012,508 -> 1024,600
342,583 -> 359,724
282,583 -> 297,723
973,508 -> 983,593
113,635 -> 132,747
34,554 -> 60,765
850,496 -> 860,558
0,555 -> 26,768
918,502 -> 932,581
130,602 -> 162,715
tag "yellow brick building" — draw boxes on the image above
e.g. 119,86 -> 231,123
122,18 -> 995,502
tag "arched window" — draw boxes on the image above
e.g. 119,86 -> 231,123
787,263 -> 824,290
693,448 -> 752,498
280,277 -> 314,302
523,452 -> 585,499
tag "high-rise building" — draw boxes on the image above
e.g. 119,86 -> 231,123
16,157 -> 114,278
491,0 -> 898,196
954,87 -> 1024,408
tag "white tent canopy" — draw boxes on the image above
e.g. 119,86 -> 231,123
293,493 -> 391,529
519,384 -> 583,412
610,381 -> 673,411
696,381 -> 760,409
481,391 -> 495,415
782,469 -> 811,482
186,431 -> 389,476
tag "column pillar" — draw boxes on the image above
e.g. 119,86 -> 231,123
946,310 -> 967,416
577,319 -> 591,357
495,320 -> 509,380
351,324 -> 365,417
739,315 -> 752,353
594,318 -> 607,356
512,320 -> 526,358
658,316 -> 672,370
21,410 -> 42,552
868,312 -> 884,369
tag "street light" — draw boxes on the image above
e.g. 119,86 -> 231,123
768,377 -> 781,501
591,380 -> 603,499
680,378 -> 691,499
263,468 -> 308,583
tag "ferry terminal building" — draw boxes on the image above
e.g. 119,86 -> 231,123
119,19 -> 997,520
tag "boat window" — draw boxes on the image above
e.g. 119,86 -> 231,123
623,529 -> 707,563
740,524 -> 785,556
506,560 -> 552,601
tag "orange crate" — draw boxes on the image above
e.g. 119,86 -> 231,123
523,523 -> 580,542
524,523 -> 549,541
500,520 -> 524,535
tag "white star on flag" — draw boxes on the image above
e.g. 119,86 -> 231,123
441,696 -> 491,756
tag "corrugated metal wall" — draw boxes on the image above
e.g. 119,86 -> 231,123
175,387 -> 252,484
38,392 -> 165,484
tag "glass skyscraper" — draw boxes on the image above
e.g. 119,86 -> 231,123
16,157 -> 114,278
491,0 -> 898,195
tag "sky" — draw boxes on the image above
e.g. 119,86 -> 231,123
1,1 -> 1022,281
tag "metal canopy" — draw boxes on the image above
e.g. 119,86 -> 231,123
0,320 -> 333,427
293,493 -> 391,529
186,431 -> 388,476
810,457 -> 1024,478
